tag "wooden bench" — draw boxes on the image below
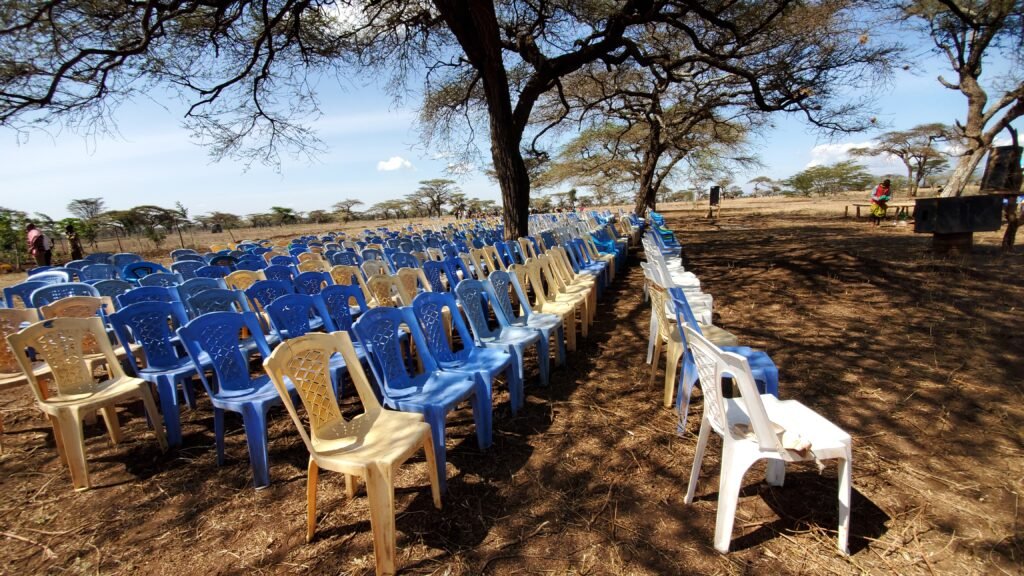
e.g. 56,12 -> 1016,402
845,202 -> 915,219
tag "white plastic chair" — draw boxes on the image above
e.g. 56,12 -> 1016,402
682,325 -> 851,554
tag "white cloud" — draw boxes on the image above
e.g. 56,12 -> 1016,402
377,156 -> 413,171
805,141 -> 874,168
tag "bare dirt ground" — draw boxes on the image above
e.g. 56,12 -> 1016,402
1,198 -> 1022,575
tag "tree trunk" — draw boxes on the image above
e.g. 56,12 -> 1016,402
633,146 -> 663,217
942,147 -> 989,196
434,1 -> 531,241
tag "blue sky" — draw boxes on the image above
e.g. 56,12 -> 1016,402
0,38 -> 1011,220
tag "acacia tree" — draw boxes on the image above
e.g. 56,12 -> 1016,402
413,179 -> 459,217
332,199 -> 363,222
903,0 -> 1024,196
849,123 -> 951,196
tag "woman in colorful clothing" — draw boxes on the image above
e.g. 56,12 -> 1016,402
869,179 -> 891,226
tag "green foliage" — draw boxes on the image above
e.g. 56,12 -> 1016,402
783,161 -> 874,196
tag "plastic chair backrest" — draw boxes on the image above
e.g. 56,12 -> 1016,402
116,286 -> 178,309
187,288 -> 252,317
454,279 -> 500,341
395,268 -> 429,305
352,306 -> 440,398
294,271 -> 331,296
235,258 -> 265,271
265,294 -> 336,339
29,282 -> 99,308
484,270 -> 521,324
421,260 -> 449,292
195,265 -> 231,279
244,279 -> 295,312
92,279 -> 133,303
390,252 -> 419,271
0,308 -> 41,374
171,249 -> 199,260
80,264 -> 117,281
171,260 -> 205,280
64,260 -> 91,271
174,253 -> 206,262
264,332 -> 382,454
178,312 -> 271,395
225,269 -> 265,291
262,265 -> 297,283
270,255 -> 297,267
122,261 -> 170,282
176,277 -> 224,304
319,284 -> 367,333
361,248 -> 384,262
411,291 -> 475,364
30,271 -> 71,284
138,272 -> 184,288
361,260 -> 387,278
5,281 -> 51,308
110,300 -> 191,371
9,317 -> 125,399
208,255 -> 238,269
682,326 -> 780,452
39,295 -> 111,320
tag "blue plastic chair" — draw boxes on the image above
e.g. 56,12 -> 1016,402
121,261 -> 171,284
195,265 -> 231,279
320,284 -> 369,331
30,270 -> 71,284
293,271 -> 331,296
390,252 -> 420,271
80,264 -> 117,283
361,248 -> 384,263
208,255 -> 238,270
64,259 -> 91,271
262,265 -> 297,283
421,260 -> 451,292
111,253 -> 143,272
330,251 -> 361,266
92,279 -> 133,306
170,249 -> 199,261
27,266 -> 54,276
456,279 -> 547,389
668,286 -> 779,431
171,260 -> 205,280
177,312 -> 295,488
116,286 -> 178,309
234,258 -> 265,272
175,277 -> 225,307
4,281 -> 48,308
139,272 -> 185,288
174,253 -> 205,262
269,255 -> 297,267
264,294 -> 352,394
244,280 -> 295,314
186,287 -> 252,317
29,282 -> 100,308
411,291 -> 521,414
490,270 -> 567,368
110,300 -> 203,446
353,306 -> 492,492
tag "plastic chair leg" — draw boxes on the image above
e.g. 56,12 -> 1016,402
424,408 -> 449,492
58,409 -> 91,491
684,418 -> 711,504
306,458 -> 319,542
469,384 -> 493,451
649,337 -> 663,384
213,408 -> 226,466
421,432 -> 442,510
535,337 -> 550,386
664,341 -> 681,408
713,442 -> 750,553
365,463 -> 397,576
156,376 -> 183,447
766,460 -> 786,487
241,404 -> 271,488
181,376 -> 197,409
646,314 -> 657,364
838,450 -> 852,554
100,405 -> 122,445
554,325 -> 567,367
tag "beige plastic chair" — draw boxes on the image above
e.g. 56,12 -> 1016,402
209,243 -> 231,252
366,274 -> 400,308
395,268 -> 430,306
547,247 -> 597,324
362,260 -> 388,278
683,326 -> 852,553
297,252 -> 324,263
38,296 -> 142,373
535,255 -> 591,335
297,259 -> 328,273
263,250 -> 287,264
482,245 -> 507,274
581,236 -> 616,282
7,317 -> 168,490
510,263 -> 578,351
225,269 -> 266,291
263,331 -> 441,575
329,265 -> 373,303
